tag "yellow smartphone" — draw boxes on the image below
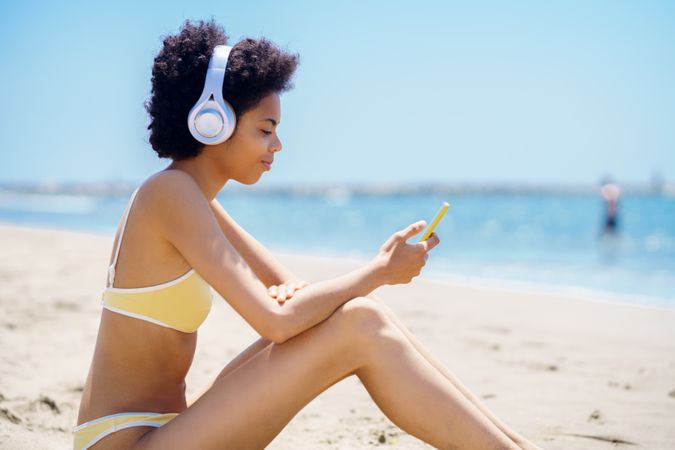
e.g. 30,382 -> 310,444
419,202 -> 450,242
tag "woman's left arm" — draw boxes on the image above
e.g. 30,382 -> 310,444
209,198 -> 303,288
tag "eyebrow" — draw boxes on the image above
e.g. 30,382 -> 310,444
260,118 -> 279,126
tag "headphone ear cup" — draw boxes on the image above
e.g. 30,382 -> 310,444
188,98 -> 236,144
194,101 -> 225,138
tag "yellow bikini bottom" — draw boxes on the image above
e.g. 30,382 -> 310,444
73,412 -> 178,450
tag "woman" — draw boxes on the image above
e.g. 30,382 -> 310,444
74,19 -> 539,450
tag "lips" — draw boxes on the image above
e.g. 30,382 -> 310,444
261,160 -> 272,170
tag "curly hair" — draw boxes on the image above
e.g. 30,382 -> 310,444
144,19 -> 300,160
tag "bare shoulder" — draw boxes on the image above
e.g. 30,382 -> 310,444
140,170 -> 210,218
139,170 -> 221,244
142,169 -> 203,199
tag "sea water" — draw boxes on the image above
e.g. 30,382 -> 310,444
1,188 -> 673,307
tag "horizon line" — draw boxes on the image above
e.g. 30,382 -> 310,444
0,180 -> 673,196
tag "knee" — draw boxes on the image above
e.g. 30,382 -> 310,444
332,296 -> 399,345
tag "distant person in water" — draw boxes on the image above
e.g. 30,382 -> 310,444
600,178 -> 621,234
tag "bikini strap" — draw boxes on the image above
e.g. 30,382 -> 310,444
107,187 -> 141,287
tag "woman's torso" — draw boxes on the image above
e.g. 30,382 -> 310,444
77,182 -> 207,425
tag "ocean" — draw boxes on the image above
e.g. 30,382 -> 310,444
1,187 -> 673,308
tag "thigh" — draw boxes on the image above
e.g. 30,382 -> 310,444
187,337 -> 273,407
135,299 -> 374,450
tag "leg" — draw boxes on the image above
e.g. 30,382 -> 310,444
135,297 -> 519,450
187,337 -> 273,407
192,295 -> 536,448
367,293 -> 539,450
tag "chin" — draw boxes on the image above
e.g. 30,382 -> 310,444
235,174 -> 263,186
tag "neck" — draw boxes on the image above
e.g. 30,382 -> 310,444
165,155 -> 227,201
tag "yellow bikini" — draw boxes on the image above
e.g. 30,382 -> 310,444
73,412 -> 178,450
73,186 -> 213,449
101,186 -> 213,333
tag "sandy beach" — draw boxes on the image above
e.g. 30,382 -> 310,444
1,222 -> 674,449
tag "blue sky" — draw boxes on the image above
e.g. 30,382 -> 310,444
1,0 -> 673,186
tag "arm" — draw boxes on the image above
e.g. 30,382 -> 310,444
271,261 -> 384,340
148,171 -> 387,344
208,198 -> 301,288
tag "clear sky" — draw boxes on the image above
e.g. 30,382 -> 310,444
1,0 -> 673,187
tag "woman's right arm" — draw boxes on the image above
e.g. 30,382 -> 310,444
146,171 -> 438,343
275,219 -> 439,341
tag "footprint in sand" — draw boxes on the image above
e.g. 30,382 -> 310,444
0,407 -> 22,424
565,433 -> 637,446
587,409 -> 602,423
34,395 -> 60,414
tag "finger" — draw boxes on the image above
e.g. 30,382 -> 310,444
427,232 -> 441,250
380,232 -> 400,251
400,220 -> 427,241
277,284 -> 287,301
383,221 -> 427,250
417,232 -> 440,252
268,285 -> 278,297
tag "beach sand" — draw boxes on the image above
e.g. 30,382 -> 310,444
1,223 -> 674,449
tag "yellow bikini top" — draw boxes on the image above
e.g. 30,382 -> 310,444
101,187 -> 213,333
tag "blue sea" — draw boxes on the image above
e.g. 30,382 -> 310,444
1,187 -> 674,308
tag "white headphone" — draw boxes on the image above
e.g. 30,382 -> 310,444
187,45 -> 237,145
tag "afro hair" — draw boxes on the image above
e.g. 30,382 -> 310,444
144,19 -> 300,160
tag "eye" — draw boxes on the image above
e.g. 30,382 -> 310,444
260,130 -> 272,135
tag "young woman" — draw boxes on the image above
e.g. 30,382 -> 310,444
74,19 -> 539,450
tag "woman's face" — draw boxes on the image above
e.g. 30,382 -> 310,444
217,92 -> 282,184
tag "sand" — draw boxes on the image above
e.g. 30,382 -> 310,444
1,222 -> 674,449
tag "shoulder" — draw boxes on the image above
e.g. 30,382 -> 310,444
137,170 -> 212,228
140,170 -> 206,205
142,169 -> 201,195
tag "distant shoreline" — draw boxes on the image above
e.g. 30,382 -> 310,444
1,180 -> 673,196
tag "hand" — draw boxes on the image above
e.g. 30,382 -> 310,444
268,279 -> 310,304
374,220 -> 440,285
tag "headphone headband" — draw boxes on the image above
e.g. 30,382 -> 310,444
187,45 -> 237,145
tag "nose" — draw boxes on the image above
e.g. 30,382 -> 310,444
271,134 -> 282,153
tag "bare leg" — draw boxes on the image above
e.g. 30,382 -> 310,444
196,294 -> 537,449
187,337 -> 273,407
368,293 -> 540,450
134,297 -> 519,450
191,294 -> 536,449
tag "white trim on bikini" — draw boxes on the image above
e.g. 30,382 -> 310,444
101,304 -> 178,330
73,412 -> 164,432
108,187 -> 141,287
104,268 -> 197,293
81,422 -> 164,450
74,412 -> 175,450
